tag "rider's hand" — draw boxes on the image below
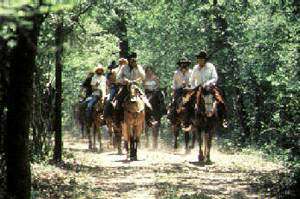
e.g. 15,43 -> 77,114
204,84 -> 211,91
124,79 -> 131,84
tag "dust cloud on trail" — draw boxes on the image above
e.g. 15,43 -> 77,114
48,132 -> 284,199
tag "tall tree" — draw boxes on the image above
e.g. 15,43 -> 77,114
6,6 -> 42,198
115,8 -> 130,58
53,16 -> 63,162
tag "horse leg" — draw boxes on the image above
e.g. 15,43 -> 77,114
107,123 -> 113,148
190,129 -> 196,149
130,135 -> 135,161
93,124 -> 96,150
152,125 -> 158,149
124,140 -> 129,158
173,125 -> 179,150
81,121 -> 85,138
184,132 -> 190,154
97,125 -> 102,152
87,126 -> 92,150
115,130 -> 122,155
198,130 -> 204,162
133,139 -> 138,161
205,130 -> 213,163
203,132 -> 210,162
145,126 -> 150,148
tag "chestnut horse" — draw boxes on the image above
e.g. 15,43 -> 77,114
122,84 -> 145,161
194,86 -> 226,163
168,88 -> 196,153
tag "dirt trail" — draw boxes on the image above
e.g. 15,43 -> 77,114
32,134 -> 284,199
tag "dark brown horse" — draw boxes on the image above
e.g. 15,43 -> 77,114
168,88 -> 196,153
85,98 -> 105,151
194,86 -> 227,163
103,95 -> 123,154
74,98 -> 86,138
145,88 -> 167,149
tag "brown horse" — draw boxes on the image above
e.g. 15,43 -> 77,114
122,84 -> 145,161
103,98 -> 123,154
168,88 -> 196,153
104,71 -> 123,154
85,98 -> 105,151
194,86 -> 226,163
74,98 -> 86,138
145,89 -> 167,149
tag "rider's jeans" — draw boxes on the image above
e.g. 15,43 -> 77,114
86,95 -> 100,118
108,85 -> 117,101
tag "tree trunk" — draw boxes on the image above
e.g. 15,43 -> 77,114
293,0 -> 300,16
235,87 -> 250,142
115,8 -> 130,58
242,0 -> 249,8
53,20 -> 63,162
6,13 -> 41,199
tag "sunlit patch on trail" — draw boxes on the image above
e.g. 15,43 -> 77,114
32,133 -> 285,198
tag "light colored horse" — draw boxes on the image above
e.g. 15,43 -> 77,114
123,84 -> 145,161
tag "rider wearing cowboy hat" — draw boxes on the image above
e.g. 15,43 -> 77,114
172,56 -> 192,98
168,56 -> 192,121
117,52 -> 145,85
190,50 -> 218,91
86,64 -> 106,119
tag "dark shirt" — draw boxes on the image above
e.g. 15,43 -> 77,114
82,76 -> 93,97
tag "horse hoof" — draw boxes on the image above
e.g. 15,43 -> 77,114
117,150 -> 122,155
198,155 -> 204,162
130,156 -> 137,161
185,148 -> 191,154
204,159 -> 212,164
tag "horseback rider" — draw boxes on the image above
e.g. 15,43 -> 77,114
144,67 -> 160,91
168,57 -> 192,122
190,51 -> 217,91
190,51 -> 227,124
86,64 -> 106,119
106,58 -> 128,102
117,52 -> 145,85
103,58 -> 129,119
144,67 -> 167,115
80,71 -> 94,101
116,52 -> 154,124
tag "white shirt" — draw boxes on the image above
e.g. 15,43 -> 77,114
172,69 -> 191,90
144,79 -> 158,90
190,63 -> 218,88
91,74 -> 106,98
117,64 -> 145,84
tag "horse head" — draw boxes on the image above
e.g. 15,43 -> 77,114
196,87 -> 218,117
124,83 -> 145,113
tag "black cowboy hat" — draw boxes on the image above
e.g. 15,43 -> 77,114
177,57 -> 191,66
108,60 -> 117,69
196,50 -> 208,59
128,52 -> 137,59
